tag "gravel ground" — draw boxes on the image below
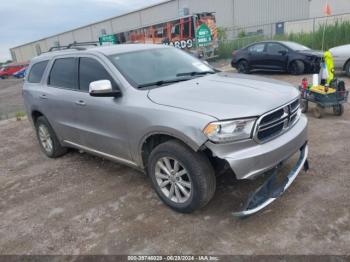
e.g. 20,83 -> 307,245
0,69 -> 349,255
0,79 -> 25,120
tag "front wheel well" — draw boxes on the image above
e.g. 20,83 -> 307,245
141,134 -> 229,176
236,58 -> 248,65
141,134 -> 188,169
31,110 -> 44,124
343,59 -> 350,70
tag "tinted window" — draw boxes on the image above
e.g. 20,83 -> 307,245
28,61 -> 48,83
79,57 -> 116,91
109,48 -> 213,88
267,43 -> 288,55
49,58 -> 77,89
248,43 -> 265,53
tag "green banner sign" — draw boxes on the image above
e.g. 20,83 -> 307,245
196,24 -> 212,47
99,34 -> 117,45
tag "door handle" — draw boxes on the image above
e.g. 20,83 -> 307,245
39,94 -> 48,99
75,100 -> 86,106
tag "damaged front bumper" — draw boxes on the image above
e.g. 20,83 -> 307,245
233,143 -> 309,217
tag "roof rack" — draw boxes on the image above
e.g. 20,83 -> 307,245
47,41 -> 100,52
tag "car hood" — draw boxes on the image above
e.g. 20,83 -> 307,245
147,73 -> 299,120
296,49 -> 323,57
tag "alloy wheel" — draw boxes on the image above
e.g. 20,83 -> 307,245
155,157 -> 192,203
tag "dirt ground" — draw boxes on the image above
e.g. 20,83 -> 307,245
0,69 -> 349,255
0,79 -> 25,120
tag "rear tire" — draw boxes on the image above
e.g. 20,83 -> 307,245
237,60 -> 250,74
35,116 -> 67,158
289,60 -> 305,75
147,140 -> 216,213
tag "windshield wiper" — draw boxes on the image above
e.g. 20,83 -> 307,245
137,78 -> 191,88
176,71 -> 215,77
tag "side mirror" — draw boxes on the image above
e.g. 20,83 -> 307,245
89,80 -> 121,97
279,50 -> 287,56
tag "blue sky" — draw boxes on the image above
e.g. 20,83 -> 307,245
0,0 -> 164,62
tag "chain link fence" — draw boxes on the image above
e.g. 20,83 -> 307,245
217,13 -> 350,58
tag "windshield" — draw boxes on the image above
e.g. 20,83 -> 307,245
109,47 -> 214,88
283,42 -> 310,51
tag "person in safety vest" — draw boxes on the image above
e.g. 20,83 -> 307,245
324,50 -> 334,84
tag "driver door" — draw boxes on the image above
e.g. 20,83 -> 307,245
72,56 -> 132,161
265,43 -> 289,70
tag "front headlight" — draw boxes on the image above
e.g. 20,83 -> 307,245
203,118 -> 257,143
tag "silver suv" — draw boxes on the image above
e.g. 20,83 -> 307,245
23,44 -> 308,216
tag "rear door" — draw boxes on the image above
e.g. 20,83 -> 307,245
42,56 -> 82,144
247,43 -> 267,69
265,43 -> 289,70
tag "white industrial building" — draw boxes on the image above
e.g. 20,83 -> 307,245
10,0 -> 350,62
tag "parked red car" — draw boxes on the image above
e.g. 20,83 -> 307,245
0,62 -> 28,79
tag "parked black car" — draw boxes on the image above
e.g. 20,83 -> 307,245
231,41 -> 322,75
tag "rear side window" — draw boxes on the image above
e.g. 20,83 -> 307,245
49,58 -> 77,89
79,57 -> 116,91
248,43 -> 265,53
28,61 -> 48,83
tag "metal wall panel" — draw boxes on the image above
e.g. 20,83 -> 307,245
179,0 -> 234,27
233,0 -> 310,27
20,45 -> 36,62
139,1 -> 178,25
10,0 -> 350,62
309,0 -> 350,17
111,12 -> 142,33
36,40 -> 48,55
58,32 -> 75,46
45,36 -> 60,51
91,21 -> 113,40
72,27 -> 93,43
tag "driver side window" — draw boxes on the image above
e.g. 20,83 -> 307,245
267,43 -> 288,55
78,57 -> 118,91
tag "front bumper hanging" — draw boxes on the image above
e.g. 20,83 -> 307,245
233,143 -> 309,217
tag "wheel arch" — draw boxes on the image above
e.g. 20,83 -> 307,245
343,58 -> 350,70
31,110 -> 44,124
139,130 -> 205,170
236,58 -> 249,65
287,59 -> 304,68
287,59 -> 305,74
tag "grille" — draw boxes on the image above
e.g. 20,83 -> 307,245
255,99 -> 300,143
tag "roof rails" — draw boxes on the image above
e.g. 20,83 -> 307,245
47,41 -> 100,52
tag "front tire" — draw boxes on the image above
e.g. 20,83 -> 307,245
148,140 -> 216,213
289,60 -> 305,75
345,61 -> 350,77
35,116 -> 67,158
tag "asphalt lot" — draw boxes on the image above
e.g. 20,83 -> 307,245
0,70 -> 349,255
